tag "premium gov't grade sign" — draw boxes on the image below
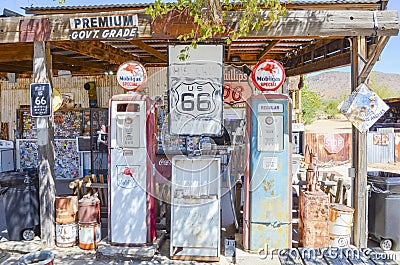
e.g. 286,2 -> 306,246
69,14 -> 139,40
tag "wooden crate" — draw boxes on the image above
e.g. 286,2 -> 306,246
298,190 -> 330,248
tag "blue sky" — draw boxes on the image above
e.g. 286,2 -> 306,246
1,0 -> 399,74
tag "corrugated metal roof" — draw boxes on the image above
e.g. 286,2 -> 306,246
22,0 -> 381,11
23,3 -> 151,11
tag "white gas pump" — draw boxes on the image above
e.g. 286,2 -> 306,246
108,93 -> 156,245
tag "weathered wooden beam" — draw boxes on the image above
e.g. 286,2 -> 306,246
51,41 -> 135,65
0,44 -> 33,62
33,41 -> 56,248
129,39 -> 167,61
351,36 -> 368,248
285,52 -> 350,76
225,10 -> 399,38
51,54 -> 108,71
258,40 -> 280,60
0,10 -> 152,44
0,61 -> 33,72
358,36 -> 390,83
0,10 -> 397,44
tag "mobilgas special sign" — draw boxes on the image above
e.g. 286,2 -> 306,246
251,59 -> 285,92
69,14 -> 139,41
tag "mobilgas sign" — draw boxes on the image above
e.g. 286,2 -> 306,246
251,59 -> 285,92
69,14 -> 139,41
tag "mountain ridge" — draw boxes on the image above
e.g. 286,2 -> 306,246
305,71 -> 400,101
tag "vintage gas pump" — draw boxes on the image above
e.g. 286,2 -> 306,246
108,93 -> 156,245
243,59 -> 292,252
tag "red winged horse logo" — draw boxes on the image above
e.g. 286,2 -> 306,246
259,63 -> 277,76
123,64 -> 139,76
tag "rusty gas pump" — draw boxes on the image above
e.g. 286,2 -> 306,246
298,145 -> 330,248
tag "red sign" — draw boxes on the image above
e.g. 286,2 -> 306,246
224,65 -> 252,105
117,61 -> 147,91
324,134 -> 345,154
251,59 -> 285,92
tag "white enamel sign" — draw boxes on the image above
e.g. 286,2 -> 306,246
168,45 -> 224,136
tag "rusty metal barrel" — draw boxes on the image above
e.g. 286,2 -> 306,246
55,195 -> 78,247
78,195 -> 101,250
55,195 -> 78,224
78,222 -> 101,250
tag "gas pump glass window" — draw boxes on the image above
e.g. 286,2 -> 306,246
116,103 -> 141,148
257,114 -> 284,152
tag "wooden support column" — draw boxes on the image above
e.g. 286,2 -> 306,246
33,41 -> 56,247
351,36 -> 368,248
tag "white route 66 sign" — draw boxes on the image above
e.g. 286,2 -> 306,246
169,80 -> 223,136
172,81 -> 217,118
168,45 -> 224,136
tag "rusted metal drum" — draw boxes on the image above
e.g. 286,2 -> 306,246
329,203 -> 354,248
78,195 -> 100,224
78,222 -> 101,250
55,195 -> 78,224
55,222 -> 78,248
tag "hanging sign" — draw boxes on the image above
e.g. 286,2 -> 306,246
251,59 -> 285,92
30,83 -> 52,117
168,45 -> 224,136
338,83 -> 389,133
116,61 -> 147,91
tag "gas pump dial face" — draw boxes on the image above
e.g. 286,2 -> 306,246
265,116 -> 274,125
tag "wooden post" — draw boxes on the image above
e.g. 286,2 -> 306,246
33,41 -> 56,247
351,36 -> 368,248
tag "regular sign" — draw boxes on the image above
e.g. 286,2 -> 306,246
251,59 -> 285,92
30,83 -> 52,117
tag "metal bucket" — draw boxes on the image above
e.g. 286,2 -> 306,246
329,235 -> 351,248
78,222 -> 101,250
78,195 -> 100,224
55,222 -> 78,248
18,250 -> 54,265
55,195 -> 78,224
329,203 -> 354,247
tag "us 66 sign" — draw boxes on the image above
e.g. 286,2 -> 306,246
173,82 -> 216,118
169,81 -> 223,135
30,83 -> 52,117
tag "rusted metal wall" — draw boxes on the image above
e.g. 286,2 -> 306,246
367,132 -> 395,164
305,133 -> 352,163
0,67 -> 167,140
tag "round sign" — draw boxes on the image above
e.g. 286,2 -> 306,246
251,59 -> 285,91
324,134 -> 345,154
116,61 -> 147,91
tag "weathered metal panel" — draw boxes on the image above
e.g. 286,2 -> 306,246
305,133 -> 352,163
19,18 -> 51,42
298,190 -> 330,248
367,132 -> 395,164
144,67 -> 167,98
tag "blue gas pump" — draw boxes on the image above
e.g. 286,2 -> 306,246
243,93 -> 292,252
